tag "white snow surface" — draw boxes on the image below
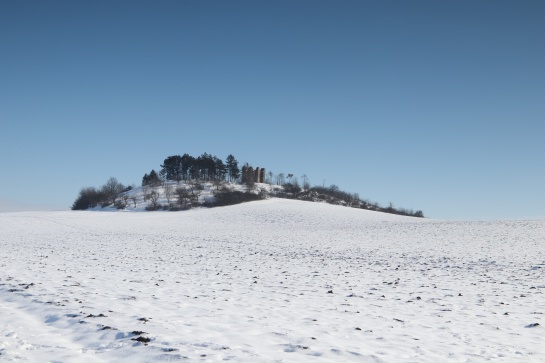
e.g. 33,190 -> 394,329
1,199 -> 544,362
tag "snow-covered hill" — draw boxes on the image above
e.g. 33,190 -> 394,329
1,200 -> 544,362
91,181 -> 280,212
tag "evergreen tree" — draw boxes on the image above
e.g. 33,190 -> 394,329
142,170 -> 160,186
181,153 -> 195,180
148,170 -> 160,186
196,153 -> 216,180
214,157 -> 227,181
161,155 -> 183,182
226,154 -> 240,182
142,173 -> 150,186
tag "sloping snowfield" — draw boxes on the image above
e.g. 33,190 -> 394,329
1,199 -> 544,362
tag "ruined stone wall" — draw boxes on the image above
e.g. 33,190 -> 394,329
241,165 -> 266,183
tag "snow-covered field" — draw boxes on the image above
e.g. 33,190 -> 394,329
1,199 -> 543,362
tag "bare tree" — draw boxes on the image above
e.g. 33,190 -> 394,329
244,177 -> 255,192
212,177 -> 224,191
387,202 -> 395,212
191,187 -> 202,206
186,180 -> 203,206
147,190 -> 161,210
102,177 -> 125,205
301,174 -> 310,190
120,193 -> 130,206
287,173 -> 294,184
175,187 -> 192,209
164,183 -> 174,207
351,193 -> 360,207
128,195 -> 138,208
141,185 -> 149,201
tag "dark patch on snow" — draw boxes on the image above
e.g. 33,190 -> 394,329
86,313 -> 107,318
132,336 -> 151,343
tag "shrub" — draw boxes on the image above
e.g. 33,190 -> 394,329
145,204 -> 163,211
211,188 -> 264,207
71,187 -> 106,210
283,182 -> 301,195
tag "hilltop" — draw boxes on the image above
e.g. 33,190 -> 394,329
72,152 -> 425,218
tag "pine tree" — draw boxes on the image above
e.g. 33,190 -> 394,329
196,153 -> 216,180
181,154 -> 195,180
214,157 -> 227,181
148,170 -> 160,186
161,155 -> 183,182
226,154 -> 240,182
142,173 -> 150,186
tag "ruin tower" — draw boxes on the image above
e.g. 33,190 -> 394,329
241,165 -> 248,183
260,168 -> 266,183
255,167 -> 260,183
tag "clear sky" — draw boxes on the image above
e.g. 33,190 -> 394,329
1,0 -> 543,220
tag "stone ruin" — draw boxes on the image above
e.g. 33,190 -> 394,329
241,165 -> 266,183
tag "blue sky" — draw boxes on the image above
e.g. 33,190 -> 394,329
1,1 -> 543,219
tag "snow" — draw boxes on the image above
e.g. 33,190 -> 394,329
1,199 -> 544,362
98,181 -> 281,212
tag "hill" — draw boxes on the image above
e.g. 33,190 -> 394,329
77,179 -> 424,218
71,152 -> 425,217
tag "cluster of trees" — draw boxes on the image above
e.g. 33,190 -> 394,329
72,177 -> 131,210
141,170 -> 160,187
143,181 -> 264,211
381,202 -> 424,218
277,183 -> 424,218
143,180 -> 205,211
142,153 -> 241,186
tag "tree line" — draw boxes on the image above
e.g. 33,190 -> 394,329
142,153 -> 240,186
71,177 -> 131,210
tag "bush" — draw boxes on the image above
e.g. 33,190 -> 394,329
283,182 -> 301,196
145,204 -> 163,211
71,187 -> 106,210
210,188 -> 264,207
